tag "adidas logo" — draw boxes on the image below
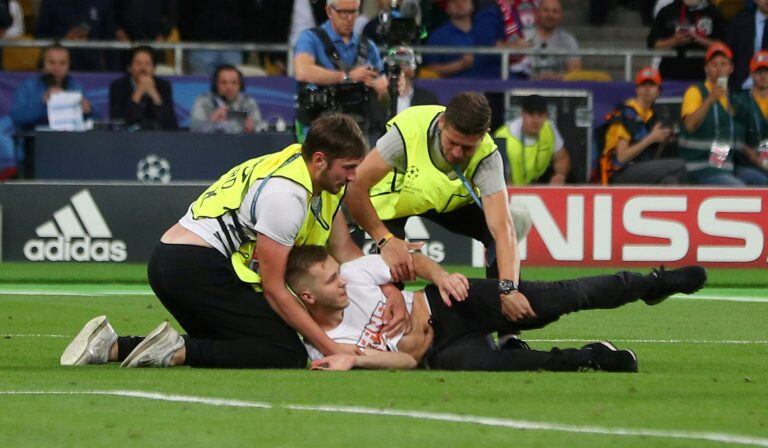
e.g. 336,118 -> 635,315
23,189 -> 127,262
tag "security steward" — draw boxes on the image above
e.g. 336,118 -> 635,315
345,91 -> 537,323
493,95 -> 571,185
293,0 -> 388,141
139,114 -> 407,369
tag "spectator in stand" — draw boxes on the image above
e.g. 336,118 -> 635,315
493,95 -> 571,185
109,45 -> 178,130
289,0 -> 368,47
732,50 -> 768,185
726,0 -> 768,90
178,0 -> 249,76
648,0 -> 726,80
190,65 -> 263,134
114,0 -> 178,67
10,44 -> 93,131
678,43 -> 744,185
35,0 -> 119,71
600,67 -> 688,185
114,0 -> 177,43
423,0 -> 500,78
473,0 -> 539,79
527,0 -> 581,80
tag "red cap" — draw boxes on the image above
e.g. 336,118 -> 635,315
705,43 -> 733,63
635,67 -> 661,86
750,50 -> 768,72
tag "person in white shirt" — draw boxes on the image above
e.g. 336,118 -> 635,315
285,245 -> 707,372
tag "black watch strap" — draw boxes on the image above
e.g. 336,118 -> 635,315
499,279 -> 518,295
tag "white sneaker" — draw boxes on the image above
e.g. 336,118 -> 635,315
60,315 -> 117,366
121,321 -> 184,368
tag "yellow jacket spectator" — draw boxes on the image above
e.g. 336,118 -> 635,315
600,67 -> 687,185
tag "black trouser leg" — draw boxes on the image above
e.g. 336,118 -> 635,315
146,243 -> 307,369
426,272 -> 652,350
428,333 -> 593,371
116,336 -> 143,361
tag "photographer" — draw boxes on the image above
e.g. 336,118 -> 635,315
600,67 -> 688,185
10,44 -> 93,131
293,0 -> 388,141
190,65 -> 263,134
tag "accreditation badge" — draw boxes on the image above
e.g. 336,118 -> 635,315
758,139 -> 768,168
708,141 -> 731,169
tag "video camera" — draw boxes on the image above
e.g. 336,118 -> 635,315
380,0 -> 421,47
380,0 -> 422,120
297,81 -> 369,129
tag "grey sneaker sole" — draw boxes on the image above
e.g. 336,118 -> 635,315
60,315 -> 111,366
120,321 -> 179,368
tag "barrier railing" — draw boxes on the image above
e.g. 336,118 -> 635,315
0,38 -> 690,81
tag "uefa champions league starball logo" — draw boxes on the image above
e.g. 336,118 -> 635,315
136,154 -> 172,183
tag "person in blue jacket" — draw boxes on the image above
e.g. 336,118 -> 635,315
10,44 -> 93,131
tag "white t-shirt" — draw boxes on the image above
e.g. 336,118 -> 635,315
304,255 -> 416,361
179,177 -> 312,256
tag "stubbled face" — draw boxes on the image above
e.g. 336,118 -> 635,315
636,82 -> 661,105
522,111 -> 547,136
128,51 -> 155,79
305,257 -> 348,311
537,0 -> 563,31
327,0 -> 360,37
216,69 -> 241,102
439,118 -> 484,165
704,55 -> 733,83
43,49 -> 70,82
317,156 -> 361,194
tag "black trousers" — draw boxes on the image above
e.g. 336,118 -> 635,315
383,204 -> 500,278
424,271 -> 652,371
117,243 -> 307,368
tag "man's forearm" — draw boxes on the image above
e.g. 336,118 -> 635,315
263,284 -> 337,355
412,252 -> 447,283
295,64 -> 344,86
345,182 -> 390,241
358,349 -> 417,369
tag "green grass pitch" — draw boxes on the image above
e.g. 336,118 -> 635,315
0,263 -> 766,447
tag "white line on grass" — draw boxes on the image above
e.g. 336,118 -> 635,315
672,295 -> 768,303
525,338 -> 768,345
0,290 -> 154,297
4,335 -> 768,345
1,390 -> 767,447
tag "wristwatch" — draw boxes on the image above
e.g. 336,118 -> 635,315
341,71 -> 350,82
499,279 -> 518,295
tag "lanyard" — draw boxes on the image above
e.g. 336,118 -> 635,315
712,98 -> 734,144
750,95 -> 766,142
249,152 -> 302,223
453,165 -> 484,210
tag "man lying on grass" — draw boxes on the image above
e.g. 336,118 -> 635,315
286,245 -> 707,372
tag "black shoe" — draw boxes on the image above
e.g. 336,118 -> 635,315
643,266 -> 707,306
500,335 -> 531,351
582,340 -> 638,373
